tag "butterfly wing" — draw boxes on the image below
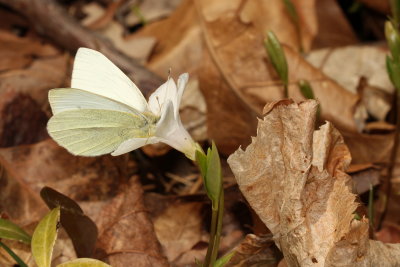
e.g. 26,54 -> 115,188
48,88 -> 141,115
47,109 -> 152,156
71,48 -> 148,112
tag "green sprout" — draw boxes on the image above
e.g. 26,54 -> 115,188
282,0 -> 303,52
196,142 -> 230,267
264,31 -> 289,98
391,0 -> 400,28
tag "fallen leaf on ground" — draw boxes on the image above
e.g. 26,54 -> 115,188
95,177 -> 169,267
224,234 -> 281,267
0,91 -> 48,147
228,100 -> 400,266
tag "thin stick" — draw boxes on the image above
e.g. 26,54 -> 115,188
0,0 -> 163,96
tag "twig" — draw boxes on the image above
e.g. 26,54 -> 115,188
0,0 -> 163,97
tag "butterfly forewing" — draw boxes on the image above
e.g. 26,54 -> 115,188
71,48 -> 147,112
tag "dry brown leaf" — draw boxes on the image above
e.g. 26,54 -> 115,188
124,0 -> 183,26
306,45 -> 392,95
191,0 -> 359,154
154,202 -> 203,262
238,0 -> 315,51
312,0 -> 358,48
82,2 -> 156,63
95,178 -> 169,267
0,156 -> 48,266
357,0 -> 390,14
0,54 -> 69,109
225,234 -> 281,267
228,100 -> 400,266
0,139 -> 168,266
0,139 -> 129,198
350,165 -> 380,194
0,27 -> 59,72
0,91 -> 48,147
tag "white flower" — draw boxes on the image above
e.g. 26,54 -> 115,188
47,48 -> 197,160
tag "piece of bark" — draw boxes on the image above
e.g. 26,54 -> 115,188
228,100 -> 400,266
0,0 -> 163,96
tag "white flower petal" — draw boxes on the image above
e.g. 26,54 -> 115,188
111,137 -> 158,156
148,77 -> 178,115
72,48 -> 148,112
175,73 -> 189,117
155,101 -> 196,160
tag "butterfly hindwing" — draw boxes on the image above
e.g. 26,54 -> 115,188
47,109 -> 152,156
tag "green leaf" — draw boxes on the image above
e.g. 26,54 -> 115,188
215,251 -> 235,267
205,141 -> 222,210
0,218 -> 31,244
282,0 -> 298,24
32,207 -> 61,267
298,80 -> 314,100
391,0 -> 400,27
57,258 -> 111,267
385,21 -> 400,62
0,240 -> 28,267
195,149 -> 208,179
40,187 -> 98,258
387,55 -> 400,90
264,31 -> 289,86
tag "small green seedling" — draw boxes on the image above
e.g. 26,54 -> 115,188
264,31 -> 289,98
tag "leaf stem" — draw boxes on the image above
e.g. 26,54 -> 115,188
378,91 -> 400,229
284,84 -> 289,98
0,240 -> 28,267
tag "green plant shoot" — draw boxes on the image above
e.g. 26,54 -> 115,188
0,218 -> 31,244
195,142 -> 228,267
264,31 -> 289,98
391,0 -> 400,28
386,21 -> 400,90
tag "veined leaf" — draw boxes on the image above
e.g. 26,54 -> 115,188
32,207 -> 61,267
0,218 -> 31,244
57,258 -> 111,267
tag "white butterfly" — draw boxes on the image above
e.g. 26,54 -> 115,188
47,48 -> 196,160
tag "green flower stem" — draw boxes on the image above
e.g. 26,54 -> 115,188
0,240 -> 28,267
210,192 -> 224,266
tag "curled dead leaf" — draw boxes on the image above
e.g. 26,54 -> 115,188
228,100 -> 400,266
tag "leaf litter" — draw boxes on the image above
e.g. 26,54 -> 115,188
1,0 -> 400,266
